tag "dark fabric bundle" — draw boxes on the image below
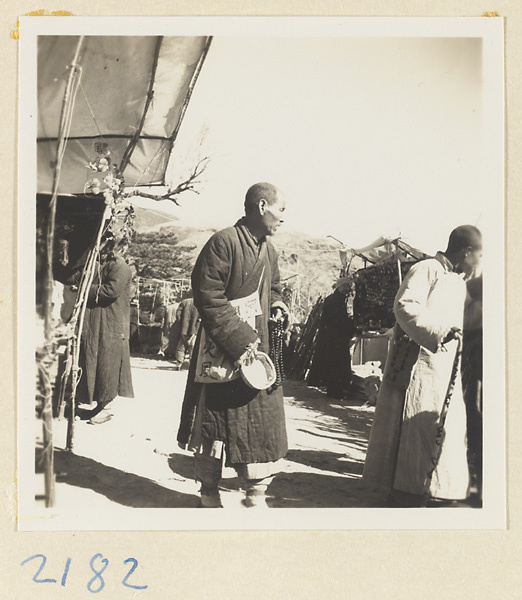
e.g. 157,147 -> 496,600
354,262 -> 415,331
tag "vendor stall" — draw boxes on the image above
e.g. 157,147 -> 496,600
352,331 -> 391,369
287,234 -> 428,405
346,236 -> 428,402
35,35 -> 212,506
131,276 -> 190,354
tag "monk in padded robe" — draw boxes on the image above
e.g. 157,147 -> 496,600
177,183 -> 289,508
363,226 -> 482,507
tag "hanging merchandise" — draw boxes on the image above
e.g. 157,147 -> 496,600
353,261 -> 416,332
283,237 -> 428,389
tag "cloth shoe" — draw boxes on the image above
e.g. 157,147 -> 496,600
426,497 -> 473,508
88,409 -> 113,425
241,494 -> 268,509
198,485 -> 223,508
241,480 -> 270,509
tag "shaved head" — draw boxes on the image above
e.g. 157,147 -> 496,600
243,182 -> 286,238
446,225 -> 482,254
444,225 -> 482,275
244,182 -> 282,214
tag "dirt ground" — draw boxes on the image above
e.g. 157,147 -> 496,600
37,356 -> 388,512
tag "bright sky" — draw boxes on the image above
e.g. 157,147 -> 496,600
132,36 -> 484,255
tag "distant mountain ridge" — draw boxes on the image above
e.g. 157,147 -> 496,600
133,205 -> 181,232
129,206 -> 342,317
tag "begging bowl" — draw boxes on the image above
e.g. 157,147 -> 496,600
240,351 -> 277,390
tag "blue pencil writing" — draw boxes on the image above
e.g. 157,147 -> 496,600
87,553 -> 109,594
61,557 -> 72,587
20,554 -> 57,584
122,558 -> 148,590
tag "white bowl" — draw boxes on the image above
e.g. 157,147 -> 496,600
240,351 -> 277,390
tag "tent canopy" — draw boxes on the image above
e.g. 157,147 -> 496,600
340,235 -> 428,272
38,35 -> 211,195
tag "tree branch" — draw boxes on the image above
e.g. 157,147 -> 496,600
124,157 -> 210,206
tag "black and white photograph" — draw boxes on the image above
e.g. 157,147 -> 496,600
18,16 -> 505,531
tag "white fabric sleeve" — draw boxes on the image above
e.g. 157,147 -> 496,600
393,260 -> 448,353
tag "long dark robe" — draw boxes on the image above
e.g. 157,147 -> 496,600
77,256 -> 134,407
129,305 -> 140,352
174,298 -> 200,361
160,302 -> 179,355
462,275 -> 483,492
307,290 -> 354,398
177,219 -> 288,465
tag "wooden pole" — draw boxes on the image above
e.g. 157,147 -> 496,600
44,37 -> 84,341
287,298 -> 323,379
119,37 -> 163,174
57,338 -> 73,420
137,276 -> 140,325
40,36 -> 84,506
37,354 -> 55,508
327,235 -> 345,246
66,206 -> 111,450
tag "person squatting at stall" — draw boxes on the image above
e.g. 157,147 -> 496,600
73,235 -> 135,425
177,182 -> 289,508
306,278 -> 355,399
362,225 -> 482,507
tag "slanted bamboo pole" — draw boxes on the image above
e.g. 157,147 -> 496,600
287,298 -> 323,380
37,349 -> 55,508
66,205 -> 111,450
40,36 -> 84,506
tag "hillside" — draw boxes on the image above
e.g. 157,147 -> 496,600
132,205 -> 181,232
273,231 -> 341,318
128,208 -> 342,319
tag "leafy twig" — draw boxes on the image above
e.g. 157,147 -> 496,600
124,157 -> 209,205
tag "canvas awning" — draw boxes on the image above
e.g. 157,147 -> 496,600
340,235 -> 428,271
37,35 -> 212,195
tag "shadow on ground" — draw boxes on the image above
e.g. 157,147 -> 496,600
285,448 -> 364,477
167,452 -> 243,492
284,379 -> 373,437
268,471 -> 388,508
54,449 -> 199,508
131,352 -> 186,367
166,452 -> 195,480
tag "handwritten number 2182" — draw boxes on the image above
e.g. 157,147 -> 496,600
20,554 -> 148,592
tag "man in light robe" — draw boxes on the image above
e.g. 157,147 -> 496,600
363,225 -> 482,507
177,182 -> 289,508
